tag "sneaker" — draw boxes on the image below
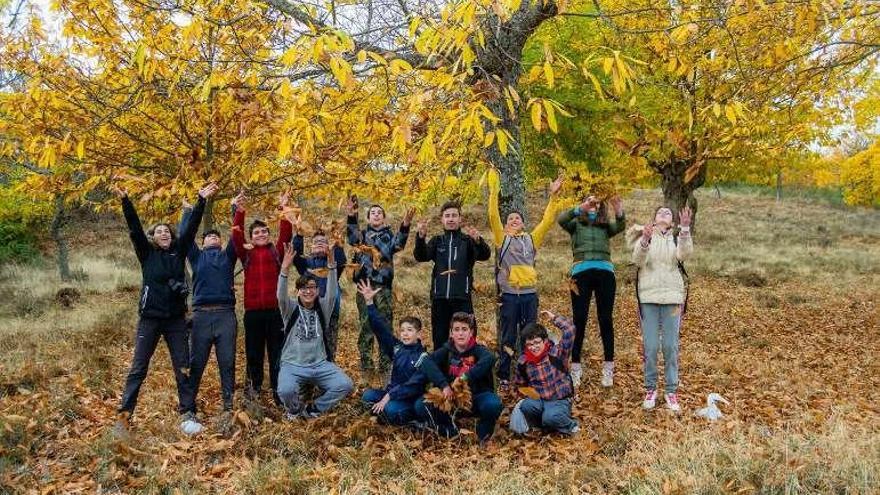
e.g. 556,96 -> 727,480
283,411 -> 300,422
665,393 -> 681,413
642,390 -> 658,410
601,361 -> 614,388
570,363 -> 583,388
563,423 -> 580,437
112,412 -> 130,441
301,404 -> 320,419
179,412 -> 204,436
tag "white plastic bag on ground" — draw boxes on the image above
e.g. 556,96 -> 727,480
695,393 -> 729,421
509,399 -> 529,434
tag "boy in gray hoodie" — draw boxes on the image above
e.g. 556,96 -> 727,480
276,243 -> 353,418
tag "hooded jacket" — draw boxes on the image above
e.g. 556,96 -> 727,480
418,339 -> 496,396
123,195 -> 205,319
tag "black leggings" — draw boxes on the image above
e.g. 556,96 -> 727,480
569,269 -> 616,363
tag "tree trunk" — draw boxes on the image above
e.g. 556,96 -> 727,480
776,171 -> 782,202
50,195 -> 72,282
475,0 -> 558,221
659,159 -> 706,229
485,99 -> 527,219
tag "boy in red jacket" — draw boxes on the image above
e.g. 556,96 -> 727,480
232,192 -> 293,405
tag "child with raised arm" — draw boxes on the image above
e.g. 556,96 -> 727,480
628,206 -> 693,413
346,196 -> 414,382
486,168 -> 564,387
511,310 -> 579,436
276,243 -> 353,418
231,192 -> 293,405
356,280 -> 429,426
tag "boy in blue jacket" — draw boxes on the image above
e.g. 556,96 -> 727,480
356,280 -> 428,425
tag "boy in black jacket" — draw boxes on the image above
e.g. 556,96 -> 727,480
415,312 -> 502,446
413,201 -> 491,350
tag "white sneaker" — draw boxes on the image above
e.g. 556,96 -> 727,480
642,390 -> 658,410
570,363 -> 583,388
179,413 -> 203,436
665,393 -> 681,413
601,361 -> 614,388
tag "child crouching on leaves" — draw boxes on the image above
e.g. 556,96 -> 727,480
356,280 -> 429,426
414,313 -> 502,447
510,310 -> 579,436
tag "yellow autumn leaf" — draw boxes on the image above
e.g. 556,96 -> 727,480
542,99 -> 558,133
543,61 -> 554,88
530,101 -> 543,132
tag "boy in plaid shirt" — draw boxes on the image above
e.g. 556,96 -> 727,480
512,309 -> 579,435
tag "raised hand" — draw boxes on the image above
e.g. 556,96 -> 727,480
109,184 -> 127,199
540,309 -> 556,320
402,207 -> 416,227
356,279 -> 379,304
280,242 -> 296,274
610,195 -> 623,215
231,191 -> 247,211
579,196 -> 598,212
198,182 -> 219,199
679,207 -> 692,228
279,190 -> 290,209
181,197 -> 192,209
345,195 -> 358,216
416,218 -> 429,237
641,223 -> 654,244
463,225 -> 481,240
549,175 -> 564,196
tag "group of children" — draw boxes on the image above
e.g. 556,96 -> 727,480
111,173 -> 694,445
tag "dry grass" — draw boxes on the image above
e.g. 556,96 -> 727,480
1,188 -> 878,494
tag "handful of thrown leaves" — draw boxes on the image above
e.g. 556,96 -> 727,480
424,377 -> 472,412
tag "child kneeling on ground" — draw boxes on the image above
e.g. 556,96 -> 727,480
510,310 -> 579,436
276,244 -> 353,419
356,280 -> 429,425
415,313 -> 502,446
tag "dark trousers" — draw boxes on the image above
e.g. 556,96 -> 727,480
569,269 -> 616,363
414,391 -> 502,441
430,297 -> 475,351
243,309 -> 284,399
189,308 -> 237,412
497,292 -> 539,381
362,388 -> 417,425
119,316 -> 194,416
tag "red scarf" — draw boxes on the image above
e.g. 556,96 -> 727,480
524,341 -> 551,365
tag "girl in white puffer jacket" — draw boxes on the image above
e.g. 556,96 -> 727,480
627,206 -> 693,413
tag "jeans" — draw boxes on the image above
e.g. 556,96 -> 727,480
119,316 -> 194,416
276,361 -> 354,413
244,309 -> 284,400
362,388 -> 417,425
639,303 -> 682,394
189,308 -> 237,411
496,292 -> 538,381
570,269 -> 616,362
430,298 -> 475,351
356,288 -> 393,372
414,391 -> 502,441
519,397 -> 577,434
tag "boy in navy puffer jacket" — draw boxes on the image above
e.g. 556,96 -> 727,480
356,280 -> 428,425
